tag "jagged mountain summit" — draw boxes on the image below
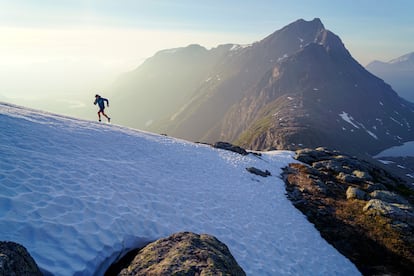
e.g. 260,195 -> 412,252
110,18 -> 414,156
219,33 -> 414,155
366,52 -> 414,102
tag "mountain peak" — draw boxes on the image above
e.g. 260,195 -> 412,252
279,18 -> 325,36
389,51 -> 414,64
261,18 -> 326,49
290,18 -> 325,30
110,18 -> 414,157
366,51 -> 414,102
315,29 -> 350,57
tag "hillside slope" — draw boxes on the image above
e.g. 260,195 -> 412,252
110,18 -> 414,156
0,102 -> 360,275
223,34 -> 414,155
109,44 -> 233,130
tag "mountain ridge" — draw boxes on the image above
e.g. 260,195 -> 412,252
156,18 -> 331,141
222,37 -> 413,155
366,51 -> 414,102
109,18 -> 414,157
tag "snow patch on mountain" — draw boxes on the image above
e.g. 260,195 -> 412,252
390,117 -> 404,127
339,112 -> 380,140
366,130 -> 378,140
277,54 -> 289,62
339,111 -> 360,129
0,102 -> 360,275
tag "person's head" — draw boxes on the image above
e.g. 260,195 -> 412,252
95,94 -> 100,98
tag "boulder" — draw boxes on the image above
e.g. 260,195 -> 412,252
346,187 -> 368,200
352,170 -> 373,181
313,160 -> 353,174
336,172 -> 359,183
295,148 -> 331,164
0,241 -> 42,276
213,142 -> 248,155
246,167 -> 271,177
370,190 -> 409,205
366,183 -> 387,193
332,155 -> 367,171
118,232 -> 245,276
363,199 -> 414,224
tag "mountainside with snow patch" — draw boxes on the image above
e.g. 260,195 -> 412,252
110,18 -> 414,156
224,31 -> 414,155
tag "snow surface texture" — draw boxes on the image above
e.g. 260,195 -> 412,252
0,103 -> 360,275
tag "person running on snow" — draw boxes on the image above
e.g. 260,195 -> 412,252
94,94 -> 111,122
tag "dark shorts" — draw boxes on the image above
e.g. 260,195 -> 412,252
98,107 -> 105,113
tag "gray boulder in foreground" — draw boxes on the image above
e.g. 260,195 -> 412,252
363,199 -> 414,224
0,241 -> 42,276
346,186 -> 368,200
119,232 -> 246,276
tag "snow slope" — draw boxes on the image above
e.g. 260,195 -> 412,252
0,102 -> 360,275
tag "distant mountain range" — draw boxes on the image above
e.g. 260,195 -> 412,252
366,52 -> 414,102
109,18 -> 414,156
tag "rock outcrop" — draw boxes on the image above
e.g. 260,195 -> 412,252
282,147 -> 414,275
0,241 -> 42,276
213,141 -> 249,155
110,232 -> 245,276
246,167 -> 271,177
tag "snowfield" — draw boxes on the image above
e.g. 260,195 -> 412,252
0,102 -> 360,275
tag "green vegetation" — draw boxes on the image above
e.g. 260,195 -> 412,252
235,115 -> 273,147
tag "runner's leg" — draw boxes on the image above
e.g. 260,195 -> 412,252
101,109 -> 110,122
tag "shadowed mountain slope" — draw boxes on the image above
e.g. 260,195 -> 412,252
110,18 -> 414,156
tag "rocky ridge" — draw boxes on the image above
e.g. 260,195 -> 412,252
282,147 -> 414,275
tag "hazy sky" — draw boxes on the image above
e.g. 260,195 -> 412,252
1,0 -> 413,100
